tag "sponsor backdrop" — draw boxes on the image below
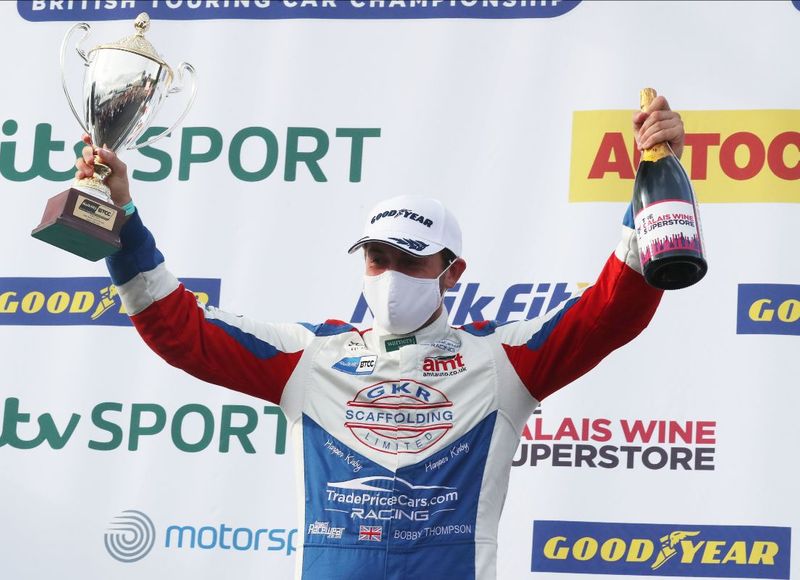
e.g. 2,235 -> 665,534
1,1 -> 797,579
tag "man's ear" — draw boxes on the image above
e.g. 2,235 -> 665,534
443,258 -> 467,290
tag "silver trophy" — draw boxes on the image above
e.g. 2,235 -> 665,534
32,12 -> 197,261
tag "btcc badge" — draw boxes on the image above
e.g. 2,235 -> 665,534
332,355 -> 378,376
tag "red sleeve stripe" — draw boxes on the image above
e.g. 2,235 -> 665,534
502,254 -> 662,402
131,286 -> 302,404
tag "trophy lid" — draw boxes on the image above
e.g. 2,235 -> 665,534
90,13 -> 172,73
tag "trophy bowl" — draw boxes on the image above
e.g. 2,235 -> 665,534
31,13 -> 196,261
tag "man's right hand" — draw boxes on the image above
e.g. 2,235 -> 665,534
75,134 -> 133,207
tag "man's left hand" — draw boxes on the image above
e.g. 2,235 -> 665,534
632,95 -> 685,159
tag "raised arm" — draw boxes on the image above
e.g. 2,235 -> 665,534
495,214 -> 663,401
488,96 -> 685,401
76,143 -> 316,405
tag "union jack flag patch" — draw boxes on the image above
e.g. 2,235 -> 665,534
358,525 -> 383,542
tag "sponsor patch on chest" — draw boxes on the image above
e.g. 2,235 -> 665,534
332,355 -> 378,376
344,380 -> 454,454
422,353 -> 467,377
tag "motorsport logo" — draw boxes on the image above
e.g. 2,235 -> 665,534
737,284 -> 800,336
0,397 -> 287,454
0,119 -> 379,184
351,280 -> 589,326
422,353 -> 466,377
105,511 -> 156,563
532,520 -> 791,579
18,1 -> 583,21
344,380 -> 454,454
105,509 -> 297,563
570,109 -> 800,203
332,354 -> 378,375
513,408 -> 716,471
325,475 -> 459,523
0,277 -> 220,326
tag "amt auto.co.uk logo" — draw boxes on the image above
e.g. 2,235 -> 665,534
532,520 -> 790,579
0,277 -> 220,326
737,284 -> 800,336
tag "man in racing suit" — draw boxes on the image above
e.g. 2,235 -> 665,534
76,96 -> 684,580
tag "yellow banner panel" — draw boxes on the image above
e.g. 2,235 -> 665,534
569,110 -> 800,203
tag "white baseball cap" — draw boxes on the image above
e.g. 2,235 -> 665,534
348,195 -> 462,257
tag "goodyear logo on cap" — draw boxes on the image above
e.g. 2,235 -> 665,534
737,284 -> 800,336
0,277 -> 220,326
532,520 -> 790,579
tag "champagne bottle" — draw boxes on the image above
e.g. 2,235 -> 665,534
632,88 -> 708,290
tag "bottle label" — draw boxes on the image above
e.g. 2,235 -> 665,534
635,199 -> 702,264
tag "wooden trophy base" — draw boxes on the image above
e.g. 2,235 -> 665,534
31,188 -> 126,262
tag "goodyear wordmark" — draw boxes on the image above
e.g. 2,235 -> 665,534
0,277 -> 220,326
737,284 -> 800,336
532,520 -> 790,579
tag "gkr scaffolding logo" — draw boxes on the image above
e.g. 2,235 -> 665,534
344,380 -> 454,454
105,511 -> 157,563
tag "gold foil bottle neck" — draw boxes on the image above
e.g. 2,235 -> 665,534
640,87 -> 657,111
639,87 -> 670,162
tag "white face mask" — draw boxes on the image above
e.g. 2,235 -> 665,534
363,264 -> 452,335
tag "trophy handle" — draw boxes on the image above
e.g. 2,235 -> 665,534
130,62 -> 197,150
60,22 -> 92,135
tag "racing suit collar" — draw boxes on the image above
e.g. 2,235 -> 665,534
371,309 -> 450,354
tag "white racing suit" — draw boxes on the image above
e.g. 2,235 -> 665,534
106,210 -> 662,580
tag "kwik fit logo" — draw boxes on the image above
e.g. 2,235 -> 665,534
0,277 -> 220,326
351,280 -> 589,326
532,520 -> 790,579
